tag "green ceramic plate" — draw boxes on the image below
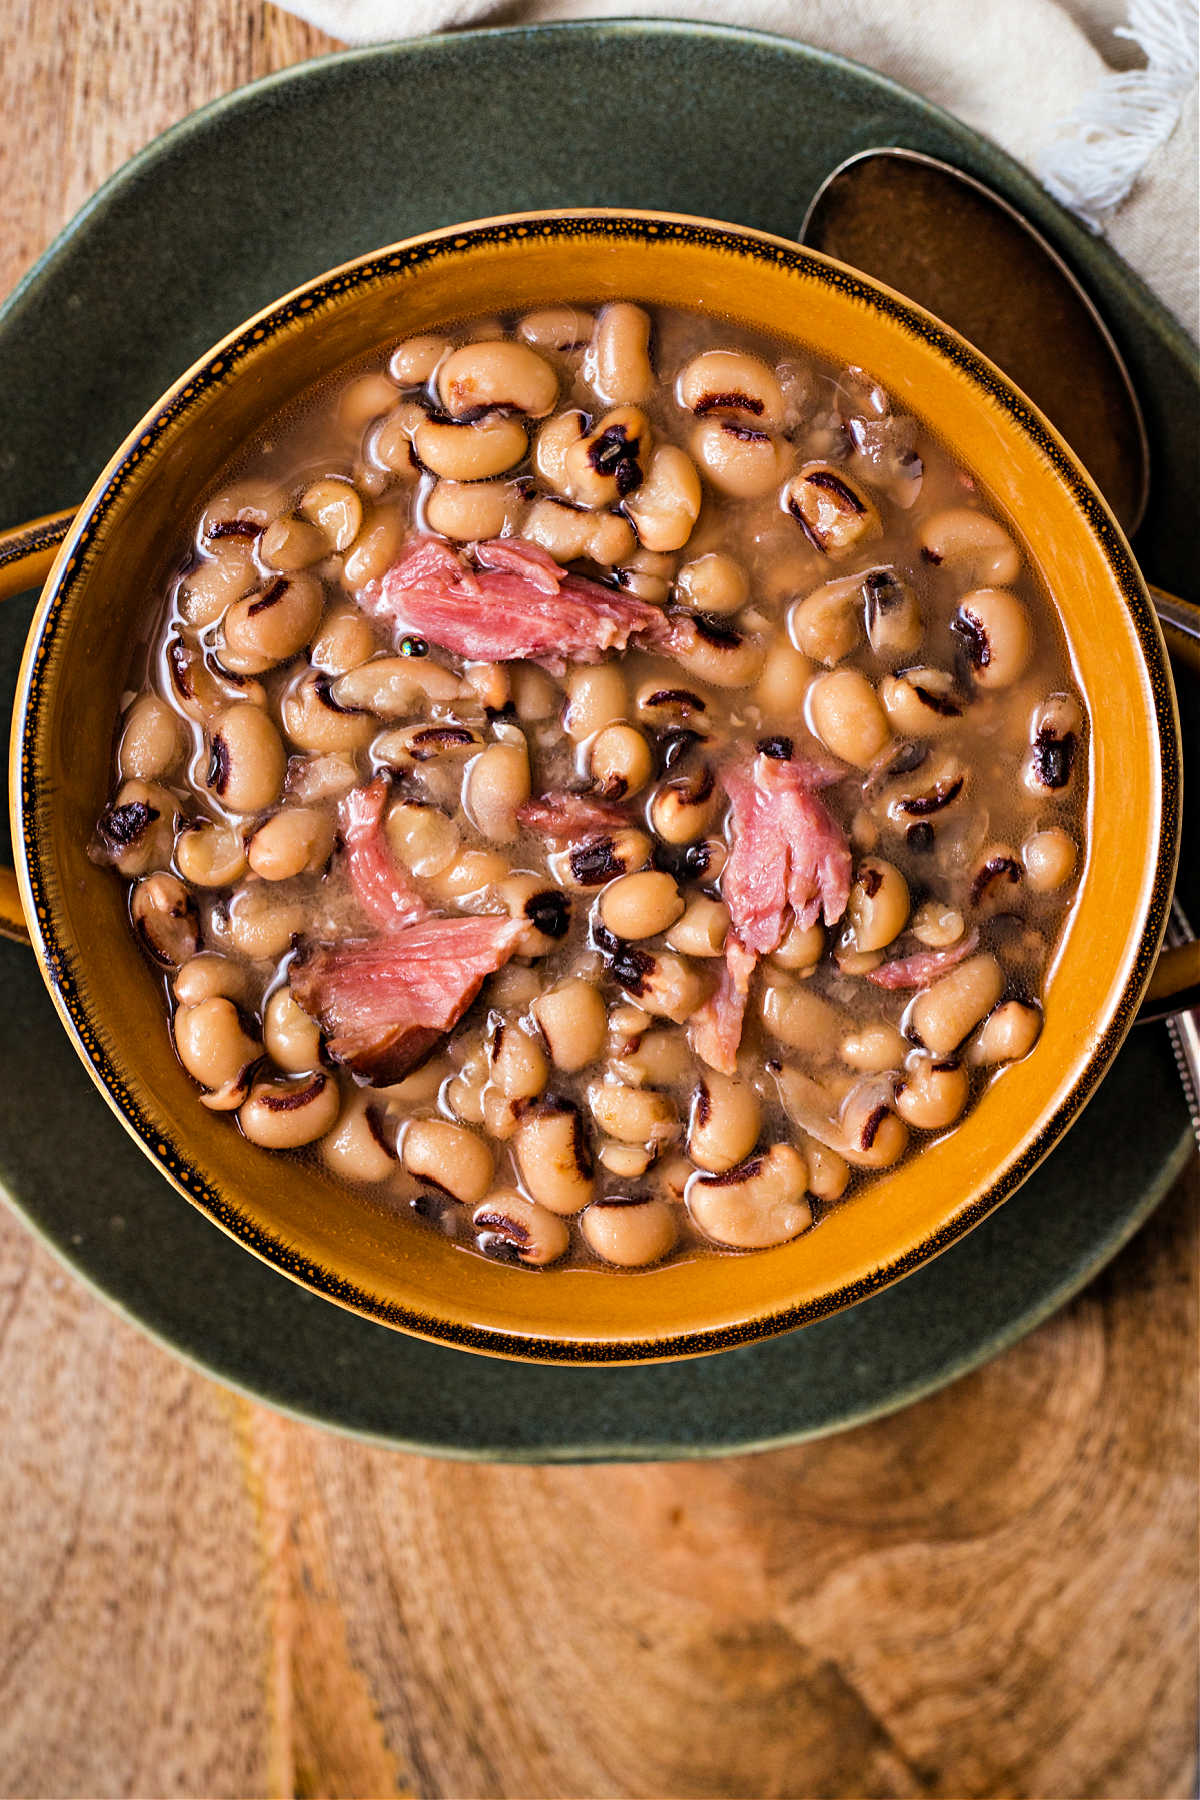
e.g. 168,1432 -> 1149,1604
0,21 -> 1195,1459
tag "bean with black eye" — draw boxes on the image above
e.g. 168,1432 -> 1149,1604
953,588 -> 1032,689
677,349 -> 785,428
589,723 -> 652,799
609,946 -> 711,1023
691,418 -> 790,499
971,844 -> 1023,913
281,670 -> 374,756
532,978 -> 607,1072
895,1056 -> 969,1129
844,857 -> 910,952
912,953 -> 1006,1056
970,1000 -> 1043,1064
921,506 -> 1020,585
687,1145 -> 811,1249
599,870 -> 684,941
131,872 -> 199,967
321,1090 -> 396,1183
789,574 -> 864,665
634,681 -> 709,735
1023,693 -> 1083,794
614,546 -> 676,606
863,570 -> 922,658
624,444 -> 703,553
783,463 -> 881,556
263,984 -> 322,1074
437,340 -> 558,418
649,764 -> 719,845
466,740 -> 531,843
93,780 -> 177,877
388,335 -> 450,385
523,496 -> 636,567
205,703 -> 285,814
514,1099 -> 594,1214
549,829 -> 652,891
838,1084 -> 909,1169
588,1081 -> 677,1147
807,668 -> 891,767
586,303 -> 654,407
565,406 -> 651,508
374,722 -> 483,771
240,1070 -> 341,1149
402,1118 -> 494,1204
581,1197 -> 678,1267
227,884 -> 305,961
174,997 -> 261,1110
342,505 -> 406,588
414,411 -> 529,481
473,1192 -> 570,1266
880,667 -> 962,736
688,1071 -> 761,1173
668,612 -> 765,688
496,874 -> 572,955
673,552 -> 748,615
119,695 -> 184,782
666,896 -> 729,958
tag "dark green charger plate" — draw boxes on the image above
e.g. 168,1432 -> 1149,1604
1,21 -> 1195,1459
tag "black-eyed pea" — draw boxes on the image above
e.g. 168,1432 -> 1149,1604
624,445 -> 702,553
532,979 -> 607,1072
612,1027 -> 692,1090
677,349 -> 786,429
565,406 -> 651,509
954,588 -> 1032,689
523,496 -> 636,566
166,637 -> 257,723
511,663 -> 560,722
895,1056 -> 970,1129
586,303 -> 654,407
445,1058 -> 487,1126
119,695 -> 184,781
589,723 -> 652,799
259,513 -> 328,573
613,948 -> 711,1023
607,1001 -> 652,1049
437,340 -> 558,418
206,703 -> 286,813
691,419 -> 790,499
533,411 -> 588,494
465,740 -> 531,843
174,997 -> 260,1109
402,1118 -> 494,1204
550,829 -> 653,892
759,974 -> 842,1051
263,985 -> 322,1074
840,1022 -> 908,1072
310,602 -> 378,675
1022,827 -> 1077,893
783,464 -> 882,556
201,479 -> 286,539
581,1196 -> 678,1267
688,836 -> 728,884
488,874 -> 567,955
518,306 -> 595,353
332,654 -> 464,718
368,405 -> 423,480
666,896 -> 729,958
970,1001 -> 1043,1065
673,552 -> 748,615
130,873 -> 199,967
597,1142 -> 654,1179
600,871 -> 685,941
879,667 -> 963,735
803,1135 -> 850,1200
514,1099 -> 594,1214
633,681 -> 709,735
863,571 -> 923,658
281,671 -> 373,756
563,662 -> 628,740
845,858 -> 910,953
687,1072 -> 761,1173
227,883 -> 304,961
788,574 -> 863,665
247,807 -> 335,882
755,637 -> 814,718
320,1091 -> 395,1184
669,613 -> 765,688
473,1192 -> 570,1266
377,800 -> 457,880
342,505 -> 406,589
388,335 -> 450,385
971,845 -> 1024,914
588,1081 -> 677,1147
488,1018 -> 549,1101
284,752 -> 359,805
414,412 -> 529,481
1023,693 -> 1084,795
239,1070 -> 340,1149
426,849 -> 514,910
298,478 -> 364,553
338,371 -> 399,434
373,722 -> 483,773
615,547 -> 675,606
220,573 -> 325,676
178,541 -> 259,628
94,780 -> 177,877
911,952 -> 1006,1056
920,506 -> 1020,585
911,900 -> 966,948
838,1084 -> 909,1168
687,1145 -> 811,1249
424,479 -> 515,543
174,953 -> 248,1007
807,668 -> 891,767
770,919 -> 824,972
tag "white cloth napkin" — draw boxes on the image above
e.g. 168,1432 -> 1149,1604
271,0 -> 1199,336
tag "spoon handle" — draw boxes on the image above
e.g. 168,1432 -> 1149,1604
0,507 -> 76,604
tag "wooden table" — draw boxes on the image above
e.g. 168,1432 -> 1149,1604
1,8 -> 1196,1795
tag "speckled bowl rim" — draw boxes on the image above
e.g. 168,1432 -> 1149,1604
10,209 -> 1181,1364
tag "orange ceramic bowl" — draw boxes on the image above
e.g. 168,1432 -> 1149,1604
7,211 -> 1181,1362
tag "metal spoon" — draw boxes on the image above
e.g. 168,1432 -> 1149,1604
801,146 -> 1200,1141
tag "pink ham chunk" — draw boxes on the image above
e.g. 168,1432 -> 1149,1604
339,777 -> 428,932
866,930 -> 981,990
361,534 -> 670,672
691,939 -> 757,1077
517,791 -> 632,843
291,915 -> 526,1085
720,752 -> 853,957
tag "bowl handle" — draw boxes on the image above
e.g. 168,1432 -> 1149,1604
0,508 -> 78,945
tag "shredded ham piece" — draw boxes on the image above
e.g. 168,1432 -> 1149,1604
866,930 -> 981,990
339,777 -> 428,931
517,791 -> 632,843
720,753 -> 852,957
691,939 -> 757,1077
291,916 -> 526,1085
361,534 -> 670,672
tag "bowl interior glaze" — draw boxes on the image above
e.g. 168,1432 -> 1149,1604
11,212 -> 1179,1363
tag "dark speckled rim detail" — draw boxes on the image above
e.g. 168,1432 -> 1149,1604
11,211 -> 1182,1365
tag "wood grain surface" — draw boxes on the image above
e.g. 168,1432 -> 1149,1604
0,6 -> 1197,1797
